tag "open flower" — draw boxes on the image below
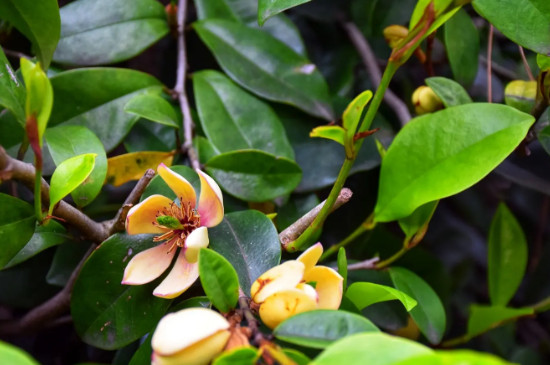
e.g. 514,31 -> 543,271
152,307 -> 231,365
122,163 -> 224,298
250,243 -> 343,329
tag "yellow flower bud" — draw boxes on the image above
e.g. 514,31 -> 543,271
383,25 -> 409,49
504,80 -> 537,114
412,86 -> 443,115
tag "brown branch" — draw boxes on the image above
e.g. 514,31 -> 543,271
480,55 -> 518,80
347,257 -> 380,271
238,288 -> 264,345
280,188 -> 353,247
1,47 -> 31,60
341,21 -> 411,126
175,0 -> 200,170
518,45 -> 535,81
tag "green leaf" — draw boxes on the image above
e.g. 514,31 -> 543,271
205,150 -> 302,202
71,233 -> 172,350
49,153 -> 97,215
473,0 -> 550,55
374,104 -> 535,222
50,68 -> 163,151
389,267 -> 446,344
124,94 -> 179,128
396,350 -> 514,365
410,0 -> 454,30
337,248 -> 348,291
0,340 -> 39,365
198,248 -> 239,313
194,19 -> 333,120
283,349 -> 311,365
467,305 -> 534,337
53,0 -> 168,65
209,210 -> 281,294
425,77 -> 473,107
0,48 -> 26,124
0,0 -> 60,68
5,220 -> 67,269
258,0 -> 311,25
193,70 -> 294,159
0,193 -> 36,269
398,201 -> 438,243
46,125 -> 107,207
343,90 -> 373,139
274,310 -> 379,349
488,203 -> 528,306
46,241 -> 92,287
311,333 -> 432,365
444,8 -> 479,87
213,347 -> 260,365
346,282 -> 417,311
310,125 -> 346,146
537,54 -> 550,71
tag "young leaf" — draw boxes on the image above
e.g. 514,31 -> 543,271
213,346 -> 260,365
257,0 -> 311,26
124,94 -> 179,128
425,77 -> 473,107
467,305 -> 534,337
444,8 -> 479,87
0,340 -> 39,365
0,48 -> 26,125
310,125 -> 346,146
409,0 -> 454,29
488,203 -> 528,306
49,153 -> 97,215
398,201 -> 438,244
345,282 -> 417,312
105,151 -> 174,187
0,193 -> 36,269
337,248 -> 348,291
342,90 -> 373,140
537,54 -> 550,71
389,267 -> 446,344
274,310 -> 379,349
198,248 -> 239,313
374,104 -> 535,222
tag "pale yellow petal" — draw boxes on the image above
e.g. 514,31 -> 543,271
296,283 -> 319,303
197,170 -> 224,228
125,195 -> 173,235
122,244 -> 175,285
303,266 -> 343,309
184,226 -> 209,263
250,261 -> 305,304
297,242 -> 323,273
152,330 -> 230,365
152,307 -> 230,356
157,163 -> 197,208
259,288 -> 318,329
153,250 -> 199,298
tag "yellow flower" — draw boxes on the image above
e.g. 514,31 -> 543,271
122,163 -> 224,298
250,243 -> 343,329
151,307 -> 231,365
412,85 -> 443,115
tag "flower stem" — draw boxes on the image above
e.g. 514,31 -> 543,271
375,245 -> 408,269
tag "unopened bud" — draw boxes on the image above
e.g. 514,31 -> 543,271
504,80 -> 536,114
412,86 -> 443,115
383,25 -> 409,49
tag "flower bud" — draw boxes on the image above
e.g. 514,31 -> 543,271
504,80 -> 536,114
412,86 -> 443,115
383,25 -> 409,49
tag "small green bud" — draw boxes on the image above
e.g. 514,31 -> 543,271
156,215 -> 182,229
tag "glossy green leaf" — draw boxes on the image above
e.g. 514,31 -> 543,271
258,0 -> 311,25
46,241 -> 92,287
0,340 -> 39,365
398,201 -> 438,243
467,305 -> 534,337
0,48 -> 26,124
124,94 -> 179,128
343,90 -> 373,140
5,220 -> 67,269
473,0 -> 550,55
389,267 -> 446,344
283,349 -> 311,365
0,0 -> 60,68
198,248 -> 239,313
425,77 -> 473,107
537,54 -> 550,71
205,150 -> 302,202
396,350 -> 514,365
0,193 -> 36,269
53,0 -> 168,65
125,120 -> 176,153
375,104 -> 535,222
310,125 -> 346,146
488,203 -> 528,306
444,8 -> 479,87
194,19 -> 333,120
50,68 -> 163,151
48,153 -> 96,215
71,233 -> 172,349
274,310 -> 379,349
337,248 -> 348,291
46,125 -> 107,207
311,333 -> 433,365
193,70 -> 294,159
209,210 -> 281,294
194,0 -> 306,55
346,282 -> 417,311
213,347 -> 260,365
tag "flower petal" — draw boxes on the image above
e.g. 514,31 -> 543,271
197,170 -> 224,228
126,195 -> 174,235
297,242 -> 323,273
152,330 -> 231,365
250,260 -> 305,304
184,226 -> 209,263
122,243 -> 175,285
153,249 -> 199,298
259,288 -> 318,329
157,163 -> 197,208
303,266 -> 343,309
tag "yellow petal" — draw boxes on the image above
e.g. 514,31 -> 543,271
184,226 -> 209,263
250,261 -> 305,304
296,283 -> 319,303
197,170 -> 224,228
125,195 -> 174,235
259,288 -> 318,329
303,266 -> 343,309
157,163 -> 197,208
297,242 -> 323,273
153,249 -> 199,298
122,243 -> 175,285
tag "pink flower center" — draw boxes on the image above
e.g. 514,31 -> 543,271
152,197 -> 201,253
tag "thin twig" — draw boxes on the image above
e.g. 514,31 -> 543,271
238,288 -> 264,345
479,55 -> 518,80
1,47 -> 31,60
175,0 -> 200,170
518,45 -> 535,81
487,24 -> 494,103
347,257 -> 380,271
279,188 -> 353,248
341,21 -> 411,126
